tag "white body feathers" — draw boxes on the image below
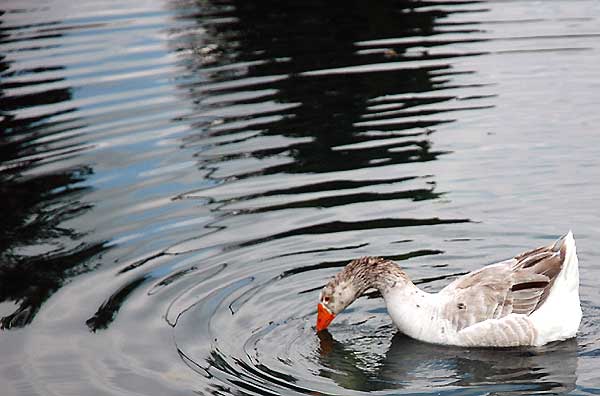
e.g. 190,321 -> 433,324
382,232 -> 581,347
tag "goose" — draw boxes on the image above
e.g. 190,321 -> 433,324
316,231 -> 581,347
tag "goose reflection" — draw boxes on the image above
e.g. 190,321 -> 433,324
317,330 -> 577,394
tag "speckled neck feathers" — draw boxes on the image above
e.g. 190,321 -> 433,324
332,256 -> 411,296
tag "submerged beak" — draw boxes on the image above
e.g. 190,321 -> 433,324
316,303 -> 335,332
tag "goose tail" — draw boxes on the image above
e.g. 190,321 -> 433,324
529,230 -> 581,345
553,230 -> 579,290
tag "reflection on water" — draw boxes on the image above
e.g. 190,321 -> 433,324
175,0 -> 474,179
318,330 -> 577,394
2,0 -> 600,395
0,22 -> 105,329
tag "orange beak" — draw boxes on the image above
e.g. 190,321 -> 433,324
316,303 -> 335,332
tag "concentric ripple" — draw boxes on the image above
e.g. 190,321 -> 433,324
170,255 -> 582,396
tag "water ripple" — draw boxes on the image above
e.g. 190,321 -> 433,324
2,0 -> 600,395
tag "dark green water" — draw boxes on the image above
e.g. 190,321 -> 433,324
1,1 -> 600,395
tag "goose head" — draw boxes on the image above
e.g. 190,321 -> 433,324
316,276 -> 359,331
316,256 -> 408,332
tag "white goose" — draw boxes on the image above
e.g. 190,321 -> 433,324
316,231 -> 581,347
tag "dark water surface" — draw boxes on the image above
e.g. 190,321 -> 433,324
2,0 -> 600,395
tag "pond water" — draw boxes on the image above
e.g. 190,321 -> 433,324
1,0 -> 600,395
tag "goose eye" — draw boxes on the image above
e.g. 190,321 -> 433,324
323,296 -> 330,303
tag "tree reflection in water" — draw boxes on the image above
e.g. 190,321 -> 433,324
0,32 -> 105,329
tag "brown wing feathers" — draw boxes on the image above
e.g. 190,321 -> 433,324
446,242 -> 565,332
510,245 -> 563,312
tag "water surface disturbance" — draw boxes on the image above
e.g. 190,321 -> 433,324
2,1 -> 600,395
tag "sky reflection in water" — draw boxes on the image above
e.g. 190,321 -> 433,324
1,1 -> 600,395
